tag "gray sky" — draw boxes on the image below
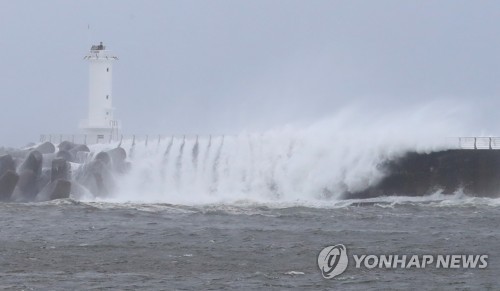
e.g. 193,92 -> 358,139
1,0 -> 500,146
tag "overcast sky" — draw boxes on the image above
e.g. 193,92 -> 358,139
1,0 -> 499,146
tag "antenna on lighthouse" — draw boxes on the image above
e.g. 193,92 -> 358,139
87,24 -> 91,47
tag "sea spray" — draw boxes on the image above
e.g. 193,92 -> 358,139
86,106 -> 470,204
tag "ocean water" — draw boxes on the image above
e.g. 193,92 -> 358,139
3,114 -> 499,289
0,197 -> 498,290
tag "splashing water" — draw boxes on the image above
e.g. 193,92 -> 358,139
83,106 -> 472,205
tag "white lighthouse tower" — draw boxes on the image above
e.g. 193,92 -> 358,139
80,42 -> 120,141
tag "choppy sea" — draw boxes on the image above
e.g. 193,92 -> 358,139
0,196 -> 498,290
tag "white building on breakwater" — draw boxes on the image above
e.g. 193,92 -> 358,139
79,42 -> 121,142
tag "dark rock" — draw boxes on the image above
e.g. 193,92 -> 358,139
58,141 -> 77,152
51,158 -> 70,182
69,144 -> 90,154
56,142 -> 91,163
12,170 -> 38,202
94,152 -> 111,166
107,147 -> 128,173
0,155 -> 15,178
35,142 -> 56,154
0,170 -> 19,201
107,147 -> 126,163
36,179 -> 71,201
18,150 -> 43,176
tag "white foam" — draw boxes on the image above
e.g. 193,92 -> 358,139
77,105 -> 492,207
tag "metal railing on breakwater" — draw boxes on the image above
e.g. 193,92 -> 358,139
39,134 -> 219,146
39,134 -> 500,150
450,137 -> 500,150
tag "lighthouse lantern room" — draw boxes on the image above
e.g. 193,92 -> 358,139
79,42 -> 120,141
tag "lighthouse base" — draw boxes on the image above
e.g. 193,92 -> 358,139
79,119 -> 121,144
79,129 -> 121,144
81,129 -> 120,144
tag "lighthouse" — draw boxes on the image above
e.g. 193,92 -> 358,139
79,42 -> 120,141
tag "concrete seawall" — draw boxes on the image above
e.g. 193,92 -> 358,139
347,149 -> 500,199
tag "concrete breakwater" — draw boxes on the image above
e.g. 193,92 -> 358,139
2,140 -> 500,202
347,149 -> 500,199
0,141 -> 129,202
